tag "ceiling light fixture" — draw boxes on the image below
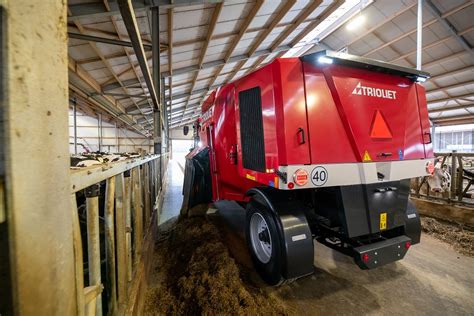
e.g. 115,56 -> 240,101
346,14 -> 366,31
283,0 -> 373,58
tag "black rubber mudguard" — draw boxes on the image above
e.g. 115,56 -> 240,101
405,200 -> 421,244
181,148 -> 212,215
246,187 -> 314,280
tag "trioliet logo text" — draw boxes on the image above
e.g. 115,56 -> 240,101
352,82 -> 397,99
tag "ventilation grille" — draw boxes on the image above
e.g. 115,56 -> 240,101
239,87 -> 265,172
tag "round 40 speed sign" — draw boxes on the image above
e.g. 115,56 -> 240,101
311,166 -> 328,186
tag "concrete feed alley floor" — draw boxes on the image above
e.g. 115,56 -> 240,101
159,160 -> 474,315
159,158 -> 185,225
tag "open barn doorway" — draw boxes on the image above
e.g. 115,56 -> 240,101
171,139 -> 194,170
157,139 -> 194,224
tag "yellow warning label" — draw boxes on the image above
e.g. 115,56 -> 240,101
380,212 -> 387,230
246,174 -> 256,181
363,150 -> 372,162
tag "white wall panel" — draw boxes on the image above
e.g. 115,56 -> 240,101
68,109 -> 153,154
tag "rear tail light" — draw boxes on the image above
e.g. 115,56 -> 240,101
426,161 -> 435,175
362,253 -> 369,263
405,241 -> 411,249
293,169 -> 308,186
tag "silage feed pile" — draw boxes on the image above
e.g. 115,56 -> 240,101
144,217 -> 287,315
421,217 -> 473,257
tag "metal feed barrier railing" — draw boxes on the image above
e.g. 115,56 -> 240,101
70,154 -> 168,316
413,151 -> 474,205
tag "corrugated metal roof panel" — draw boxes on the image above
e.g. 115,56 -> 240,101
67,0 -> 473,128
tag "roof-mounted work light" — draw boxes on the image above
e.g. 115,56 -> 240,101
301,50 -> 431,82
318,56 -> 333,64
416,76 -> 428,83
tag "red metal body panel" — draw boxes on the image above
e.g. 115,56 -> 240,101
211,84 -> 254,201
415,84 -> 434,157
302,65 -> 357,163
193,55 -> 432,201
304,63 -> 426,162
272,58 -> 311,165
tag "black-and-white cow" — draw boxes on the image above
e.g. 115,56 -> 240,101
424,158 -> 451,193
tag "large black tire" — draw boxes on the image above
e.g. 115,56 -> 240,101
245,201 -> 285,286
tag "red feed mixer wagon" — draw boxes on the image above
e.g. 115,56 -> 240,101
182,50 -> 433,285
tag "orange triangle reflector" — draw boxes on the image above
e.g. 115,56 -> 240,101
370,110 -> 392,139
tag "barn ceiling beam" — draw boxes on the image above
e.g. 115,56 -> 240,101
428,65 -> 474,82
171,114 -> 200,128
432,113 -> 474,122
427,80 -> 474,94
168,7 -> 174,124
423,50 -> 467,69
432,116 -> 474,126
244,0 -> 342,77
335,0 -> 470,52
165,88 -> 210,103
422,51 -> 470,69
68,32 -> 153,50
271,0 -> 322,52
427,93 -> 474,104
102,78 -> 142,92
239,0 -> 344,81
117,0 -> 160,116
424,0 -> 473,58
92,92 -> 148,99
169,103 -> 199,116
70,17 -> 153,129
101,10 -> 355,84
362,1 -> 471,58
390,35 -> 453,62
100,13 -> 343,88
168,0 -> 467,114
69,70 -> 148,136
370,30 -> 462,107
68,23 -> 162,49
104,63 -> 256,94
254,1 -> 296,58
68,0 -> 225,21
335,3 -> 417,51
429,104 -> 474,113
179,2 -> 223,125
189,0 -> 265,119
109,3 -> 162,118
207,0 -> 263,88
224,0 -> 296,84
76,52 -> 128,65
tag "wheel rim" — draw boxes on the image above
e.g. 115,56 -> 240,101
249,212 -> 272,264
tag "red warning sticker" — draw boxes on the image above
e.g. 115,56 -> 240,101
293,169 -> 308,186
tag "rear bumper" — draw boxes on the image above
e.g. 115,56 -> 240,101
353,235 -> 411,269
277,159 -> 432,190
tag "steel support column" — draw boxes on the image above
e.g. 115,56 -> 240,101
73,97 -> 78,154
161,75 -> 168,151
416,0 -> 423,70
98,113 -> 103,152
68,32 -> 152,50
117,0 -> 160,112
425,0 -> 473,58
151,6 -> 162,191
